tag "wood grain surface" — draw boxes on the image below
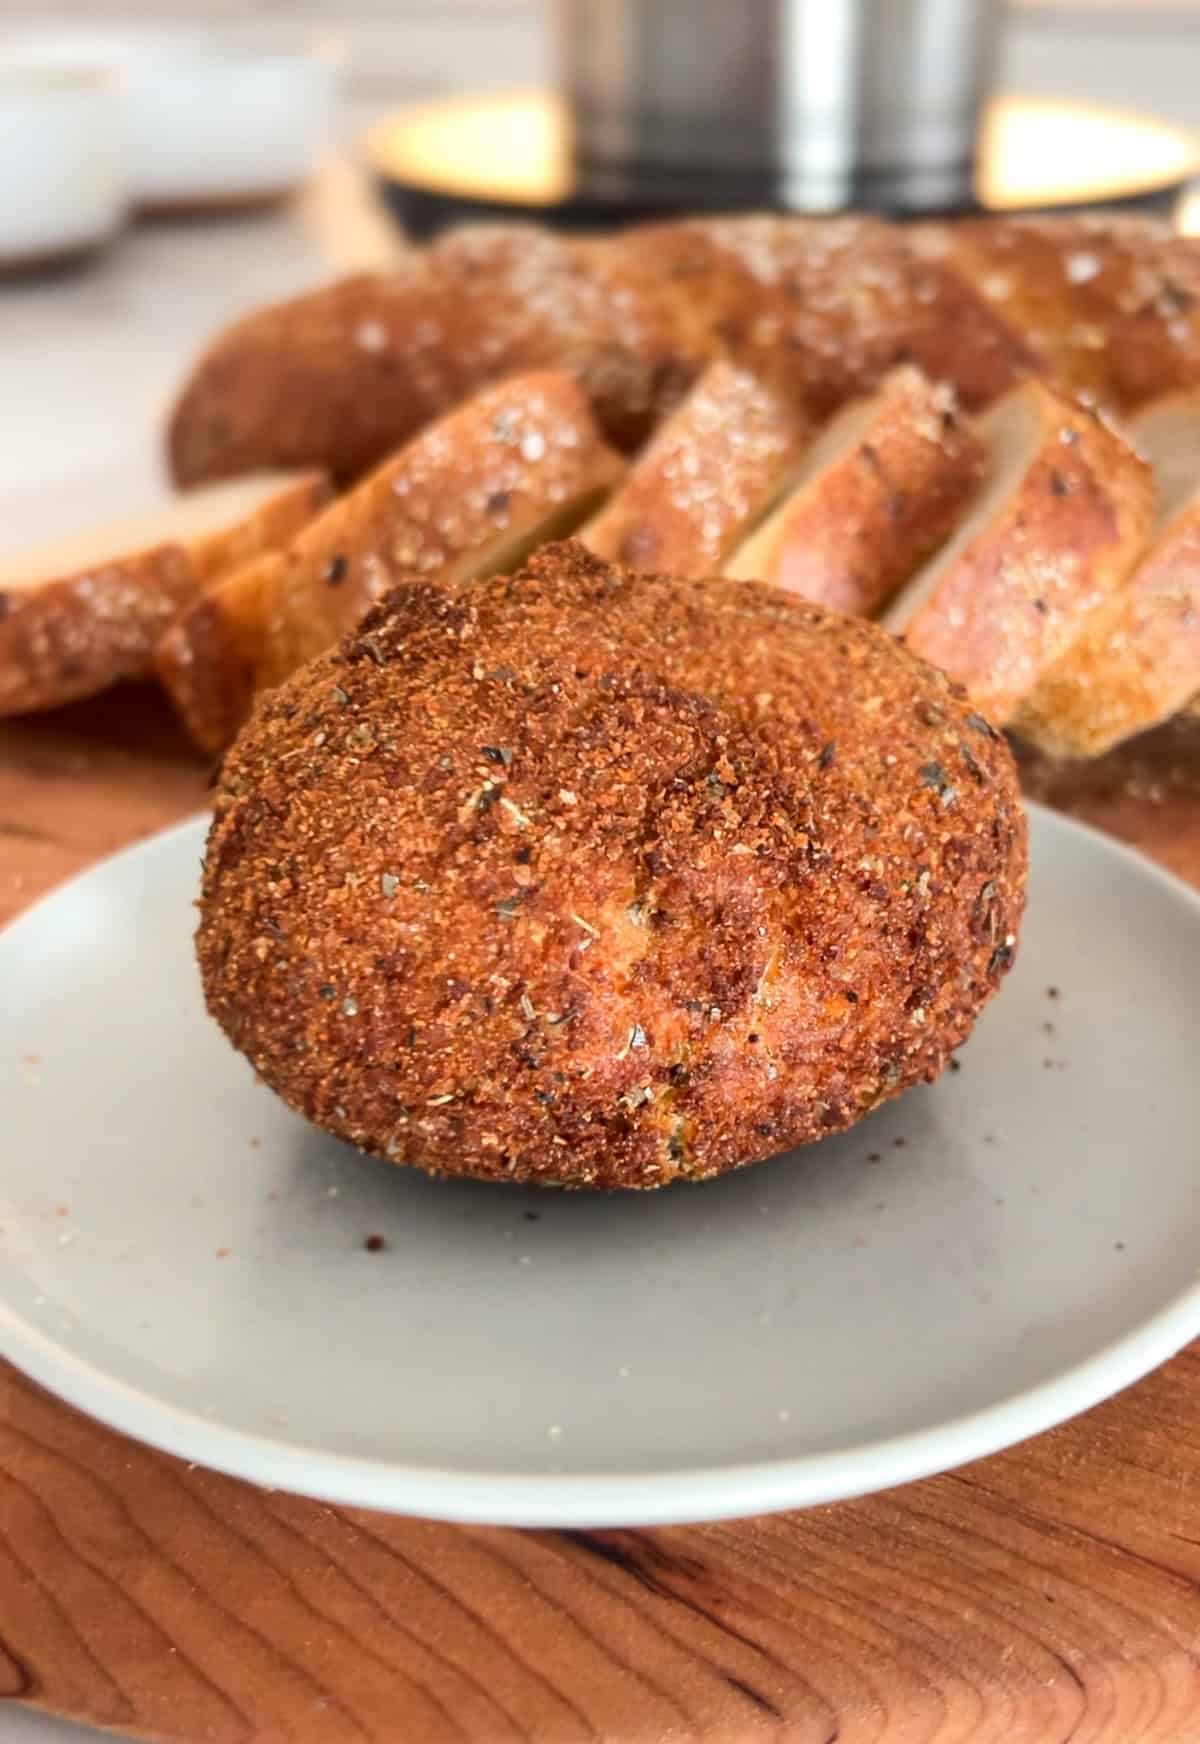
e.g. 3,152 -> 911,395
3,687 -> 1200,1744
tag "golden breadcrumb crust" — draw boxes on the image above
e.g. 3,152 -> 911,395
198,543 -> 1026,1189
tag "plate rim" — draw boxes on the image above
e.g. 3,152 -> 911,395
3,801 -> 1200,1527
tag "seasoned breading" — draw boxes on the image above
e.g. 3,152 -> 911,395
198,543 -> 1027,1189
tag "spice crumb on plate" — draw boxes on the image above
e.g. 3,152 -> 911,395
364,1233 -> 387,1252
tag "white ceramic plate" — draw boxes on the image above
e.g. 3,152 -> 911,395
2,806 -> 1199,1527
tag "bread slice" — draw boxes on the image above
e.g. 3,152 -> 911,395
431,225 -> 717,453
1012,490 -> 1200,758
1127,389 -> 1200,525
1012,387 -> 1200,755
168,259 -> 461,489
1129,391 -> 1200,726
724,366 -> 984,615
914,216 -> 1200,412
669,213 -> 1037,416
882,379 -> 1155,724
167,227 -> 715,487
0,470 -> 329,717
580,360 -> 811,575
157,370 -> 624,752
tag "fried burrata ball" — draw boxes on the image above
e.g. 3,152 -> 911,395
198,542 -> 1026,1188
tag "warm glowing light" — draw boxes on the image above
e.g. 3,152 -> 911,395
366,91 -> 1200,216
365,92 -> 572,206
978,96 -> 1199,209
1175,187 -> 1200,236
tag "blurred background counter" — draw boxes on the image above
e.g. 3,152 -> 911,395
3,0 -> 1200,550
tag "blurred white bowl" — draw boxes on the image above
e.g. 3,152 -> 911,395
1,29 -> 336,211
0,65 -> 125,268
127,47 -> 336,211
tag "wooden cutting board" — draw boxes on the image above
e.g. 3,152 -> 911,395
3,686 -> 1200,1744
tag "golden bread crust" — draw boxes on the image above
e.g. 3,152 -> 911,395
724,366 -> 984,614
158,371 -> 623,752
0,472 -> 328,718
167,214 -> 1036,490
198,542 -> 1026,1190
582,360 -> 812,575
1015,495 -> 1200,757
916,215 -> 1200,412
889,381 -> 1155,724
